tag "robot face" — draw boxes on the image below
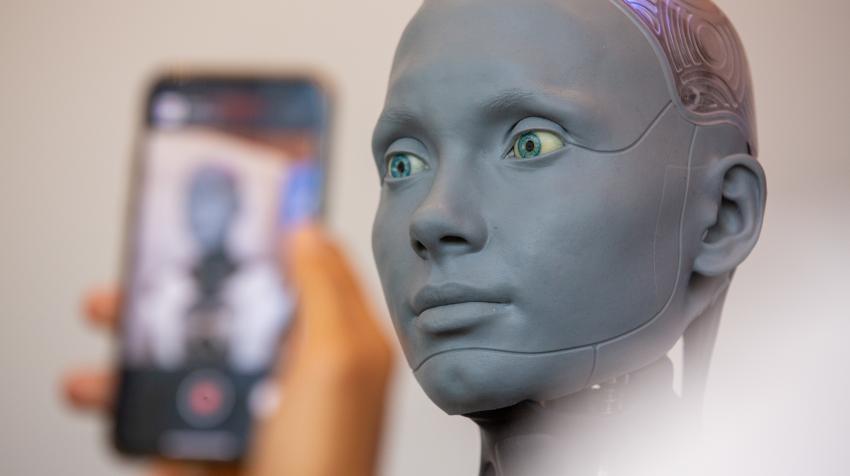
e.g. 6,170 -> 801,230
371,0 -> 703,414
187,165 -> 239,251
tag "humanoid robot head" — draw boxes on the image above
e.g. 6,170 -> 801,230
187,164 -> 240,252
371,0 -> 765,415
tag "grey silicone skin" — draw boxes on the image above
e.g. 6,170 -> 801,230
371,0 -> 765,473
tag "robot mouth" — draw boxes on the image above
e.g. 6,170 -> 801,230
414,301 -> 512,335
410,282 -> 510,316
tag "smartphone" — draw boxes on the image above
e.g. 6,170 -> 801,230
113,72 -> 331,461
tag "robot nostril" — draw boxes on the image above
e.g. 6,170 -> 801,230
440,235 -> 467,245
412,239 -> 427,255
411,235 -> 472,257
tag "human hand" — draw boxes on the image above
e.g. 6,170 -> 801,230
62,226 -> 395,476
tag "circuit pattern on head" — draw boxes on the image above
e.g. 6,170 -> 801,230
616,0 -> 757,154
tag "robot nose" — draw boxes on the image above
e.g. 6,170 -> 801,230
408,175 -> 487,261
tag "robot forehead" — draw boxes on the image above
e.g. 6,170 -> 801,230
380,0 -> 674,153
382,0 -> 755,155
615,0 -> 757,154
190,164 -> 237,190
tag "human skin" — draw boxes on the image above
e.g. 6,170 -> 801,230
371,0 -> 765,416
62,226 -> 395,476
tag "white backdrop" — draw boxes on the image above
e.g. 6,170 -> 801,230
1,1 -> 848,475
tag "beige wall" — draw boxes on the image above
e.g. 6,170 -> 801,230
1,0 -> 848,474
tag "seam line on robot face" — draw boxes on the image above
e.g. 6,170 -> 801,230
570,101 -> 673,155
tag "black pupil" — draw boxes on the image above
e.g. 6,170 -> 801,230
524,139 -> 535,152
396,160 -> 406,173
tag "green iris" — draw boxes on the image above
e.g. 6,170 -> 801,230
511,130 -> 565,159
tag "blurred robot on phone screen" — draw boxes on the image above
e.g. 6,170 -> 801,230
125,130 -> 293,373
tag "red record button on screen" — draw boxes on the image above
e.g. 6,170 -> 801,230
177,369 -> 234,428
188,379 -> 223,416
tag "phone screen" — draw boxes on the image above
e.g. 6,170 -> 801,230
114,76 -> 329,460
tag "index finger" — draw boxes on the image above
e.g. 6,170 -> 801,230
287,226 -> 374,322
81,286 -> 121,331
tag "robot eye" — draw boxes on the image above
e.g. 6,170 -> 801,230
508,130 -> 565,159
386,152 -> 429,179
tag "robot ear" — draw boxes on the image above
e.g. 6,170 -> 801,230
693,154 -> 766,277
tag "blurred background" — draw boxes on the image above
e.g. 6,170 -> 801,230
0,0 -> 848,475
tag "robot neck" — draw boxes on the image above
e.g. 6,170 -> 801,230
468,356 -> 694,476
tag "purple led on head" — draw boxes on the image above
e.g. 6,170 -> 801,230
616,0 -> 758,155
